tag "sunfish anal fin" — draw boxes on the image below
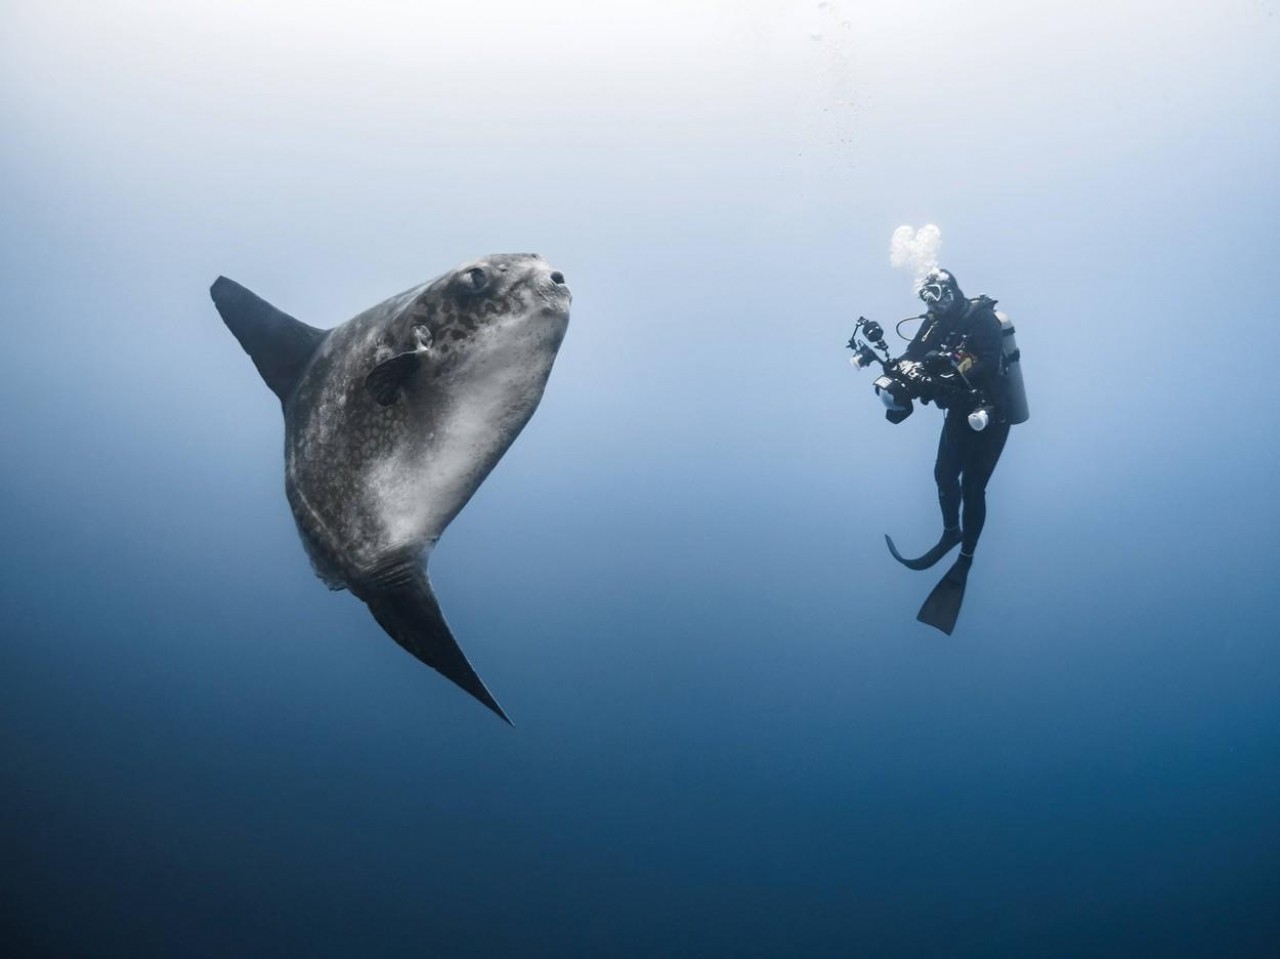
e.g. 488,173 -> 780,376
355,562 -> 511,724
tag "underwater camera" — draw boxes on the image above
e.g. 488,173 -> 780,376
846,315 -> 985,427
846,315 -> 920,424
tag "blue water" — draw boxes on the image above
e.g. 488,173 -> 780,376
3,4 -> 1279,956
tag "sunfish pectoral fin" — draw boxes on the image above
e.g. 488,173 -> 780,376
356,564 -> 511,724
365,351 -> 422,407
210,276 -> 327,405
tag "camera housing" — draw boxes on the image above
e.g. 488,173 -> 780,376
847,312 -> 1002,432
873,373 -> 915,424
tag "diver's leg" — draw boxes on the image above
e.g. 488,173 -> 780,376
934,414 -> 964,532
887,416 -> 964,570
958,421 -> 1010,555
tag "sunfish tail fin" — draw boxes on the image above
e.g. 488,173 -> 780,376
357,564 -> 512,724
210,276 -> 327,405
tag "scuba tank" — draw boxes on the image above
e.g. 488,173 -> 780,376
994,309 -> 1029,425
956,297 -> 1030,430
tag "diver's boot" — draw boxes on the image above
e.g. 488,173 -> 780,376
917,551 -> 973,635
885,526 -> 962,571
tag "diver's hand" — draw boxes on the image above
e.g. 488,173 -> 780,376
922,350 -> 952,375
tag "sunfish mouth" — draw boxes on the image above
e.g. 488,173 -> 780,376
545,267 -> 569,292
538,266 -> 572,310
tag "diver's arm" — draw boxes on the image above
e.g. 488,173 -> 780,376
956,312 -> 1002,382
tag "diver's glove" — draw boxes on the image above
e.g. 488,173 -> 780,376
921,350 -> 953,375
936,382 -> 983,414
923,369 -> 972,412
923,348 -> 978,377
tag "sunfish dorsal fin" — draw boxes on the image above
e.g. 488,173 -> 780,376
211,276 -> 327,405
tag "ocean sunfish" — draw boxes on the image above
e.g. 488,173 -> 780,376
211,254 -> 571,722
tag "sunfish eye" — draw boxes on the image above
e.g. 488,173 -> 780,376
457,267 -> 489,295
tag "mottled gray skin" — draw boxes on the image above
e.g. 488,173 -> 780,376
284,253 -> 570,592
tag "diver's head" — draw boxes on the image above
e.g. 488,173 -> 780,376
918,268 -> 963,316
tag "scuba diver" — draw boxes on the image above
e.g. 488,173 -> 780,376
847,267 -> 1028,633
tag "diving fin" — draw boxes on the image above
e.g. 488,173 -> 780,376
886,528 -> 961,571
356,562 -> 511,724
916,554 -> 972,635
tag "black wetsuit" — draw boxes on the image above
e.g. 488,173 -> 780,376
903,297 -> 1010,555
